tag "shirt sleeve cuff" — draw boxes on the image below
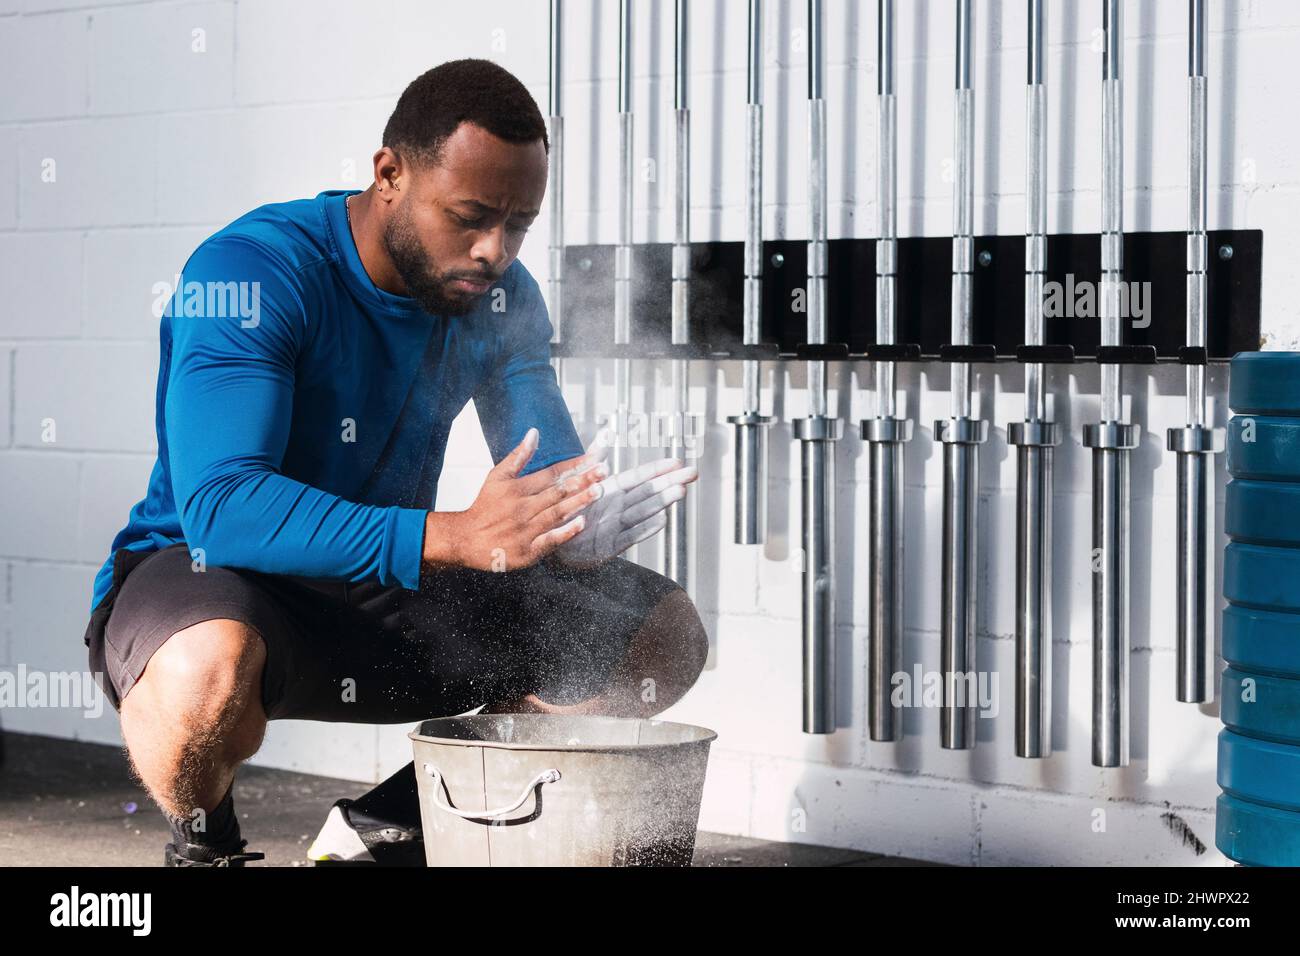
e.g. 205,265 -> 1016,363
386,507 -> 428,591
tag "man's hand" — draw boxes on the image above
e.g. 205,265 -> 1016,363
553,428 -> 700,570
423,427 -> 608,572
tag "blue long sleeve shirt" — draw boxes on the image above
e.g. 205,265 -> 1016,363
89,189 -> 583,613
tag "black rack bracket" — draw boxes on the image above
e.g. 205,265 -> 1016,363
554,230 -> 1261,363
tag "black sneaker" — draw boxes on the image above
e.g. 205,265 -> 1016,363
308,761 -> 425,866
164,838 -> 265,867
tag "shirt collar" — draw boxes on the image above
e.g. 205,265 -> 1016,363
321,189 -> 428,316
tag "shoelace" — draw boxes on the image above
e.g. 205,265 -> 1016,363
210,849 -> 265,867
168,840 -> 266,867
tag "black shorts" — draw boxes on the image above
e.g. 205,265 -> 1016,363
83,543 -> 683,723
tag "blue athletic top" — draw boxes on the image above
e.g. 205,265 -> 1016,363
89,189 -> 582,612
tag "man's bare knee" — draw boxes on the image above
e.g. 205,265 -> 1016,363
122,618 -> 269,771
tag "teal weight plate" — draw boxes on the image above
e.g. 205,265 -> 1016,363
1224,543 -> 1300,613
1226,479 -> 1300,545
1216,793 -> 1300,866
1227,416 -> 1300,481
1229,351 -> 1300,417
1221,666 -> 1300,745
1223,605 -> 1300,677
1218,728 -> 1300,811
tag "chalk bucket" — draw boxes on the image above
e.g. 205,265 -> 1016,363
409,714 -> 717,866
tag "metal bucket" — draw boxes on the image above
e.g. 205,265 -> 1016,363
408,714 -> 717,866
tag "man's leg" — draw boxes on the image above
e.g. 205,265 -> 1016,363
118,619 -> 268,839
302,559 -> 707,863
483,569 -> 709,719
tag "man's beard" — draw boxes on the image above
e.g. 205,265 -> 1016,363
382,205 -> 494,316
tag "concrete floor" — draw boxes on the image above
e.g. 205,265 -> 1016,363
0,731 -> 936,867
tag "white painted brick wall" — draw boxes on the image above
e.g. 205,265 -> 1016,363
4,560 -> 118,744
0,10 -> 90,123
3,0 -> 1295,866
13,342 -> 158,451
87,2 -> 236,116
0,231 -> 82,338
75,453 -> 155,563
83,226 -> 210,339
18,117 -> 160,228
0,348 -> 11,446
0,129 -> 16,229
0,452 -> 80,561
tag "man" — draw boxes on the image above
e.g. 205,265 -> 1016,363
83,58 -> 707,866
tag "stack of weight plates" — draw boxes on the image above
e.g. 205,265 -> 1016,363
1218,351 -> 1300,866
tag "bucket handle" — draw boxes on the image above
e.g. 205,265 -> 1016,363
423,763 -> 561,820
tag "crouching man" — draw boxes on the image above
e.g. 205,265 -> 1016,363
83,58 -> 707,867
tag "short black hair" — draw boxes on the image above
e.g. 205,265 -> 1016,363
383,58 -> 549,167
